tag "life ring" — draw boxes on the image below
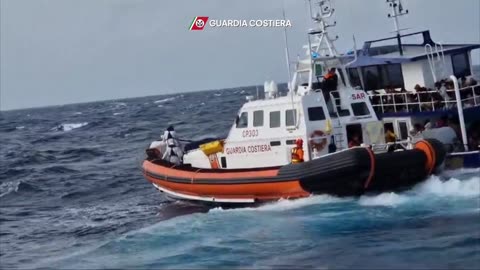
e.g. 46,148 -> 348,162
310,130 -> 328,152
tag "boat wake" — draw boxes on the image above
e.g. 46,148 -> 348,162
38,171 -> 479,270
210,195 -> 345,213
210,170 -> 480,211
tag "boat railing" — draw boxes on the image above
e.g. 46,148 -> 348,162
366,85 -> 480,114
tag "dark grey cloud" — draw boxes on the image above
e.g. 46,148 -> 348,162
1,0 -> 479,110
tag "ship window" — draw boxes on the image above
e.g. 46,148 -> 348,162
270,141 -> 281,146
270,111 -> 281,128
348,68 -> 362,88
253,110 -> 264,127
398,121 -> 408,140
315,63 -> 324,77
220,157 -> 227,168
362,66 -> 381,90
362,64 -> 404,90
308,107 -> 326,121
351,102 -> 370,116
236,112 -> 248,128
452,52 -> 471,78
285,109 -> 297,126
286,139 -> 296,145
382,64 -> 404,88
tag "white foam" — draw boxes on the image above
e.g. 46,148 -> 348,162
154,97 -> 176,104
210,195 -> 346,213
358,192 -> 408,207
113,112 -> 124,116
441,167 -> 480,178
0,181 -> 20,197
73,112 -> 83,115
52,122 -> 89,132
414,175 -> 480,197
16,126 -> 25,130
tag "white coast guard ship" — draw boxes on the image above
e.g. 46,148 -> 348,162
142,0 -> 452,204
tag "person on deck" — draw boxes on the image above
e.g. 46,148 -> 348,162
162,126 -> 184,165
322,68 -> 338,92
385,128 -> 397,143
291,138 -> 305,164
348,134 -> 361,148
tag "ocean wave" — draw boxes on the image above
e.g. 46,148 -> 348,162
0,181 -> 21,197
0,181 -> 42,197
210,195 -> 347,213
113,112 -> 124,116
357,173 -> 480,207
112,102 -> 127,107
16,126 -> 25,130
154,97 -> 176,104
210,171 -> 480,211
51,122 -> 89,132
60,147 -> 106,158
43,165 -> 78,174
441,167 -> 480,178
32,134 -> 66,144
0,126 -> 17,132
358,192 -> 408,207
60,190 -> 94,200
414,175 -> 480,197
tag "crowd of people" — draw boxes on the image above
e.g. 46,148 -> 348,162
369,76 -> 479,114
344,114 -> 479,152
407,116 -> 480,152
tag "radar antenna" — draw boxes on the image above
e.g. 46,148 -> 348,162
386,0 -> 409,55
307,0 -> 339,58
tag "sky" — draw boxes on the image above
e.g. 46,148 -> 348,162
1,0 -> 479,111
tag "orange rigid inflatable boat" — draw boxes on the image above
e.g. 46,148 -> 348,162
142,139 -> 446,204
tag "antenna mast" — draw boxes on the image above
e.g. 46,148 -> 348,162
308,0 -> 338,58
306,0 -> 352,87
282,0 -> 292,91
386,0 -> 409,55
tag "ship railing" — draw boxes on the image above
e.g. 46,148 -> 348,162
367,85 -> 480,114
364,139 -> 412,153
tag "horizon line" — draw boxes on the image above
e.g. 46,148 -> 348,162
0,82 -> 289,113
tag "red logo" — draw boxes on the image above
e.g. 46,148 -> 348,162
189,16 -> 209,31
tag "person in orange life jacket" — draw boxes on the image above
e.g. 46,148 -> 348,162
291,138 -> 305,163
322,68 -> 338,92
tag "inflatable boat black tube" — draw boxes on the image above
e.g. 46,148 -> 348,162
284,139 -> 446,196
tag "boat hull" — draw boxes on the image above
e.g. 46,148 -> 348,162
445,151 -> 480,170
142,139 -> 445,204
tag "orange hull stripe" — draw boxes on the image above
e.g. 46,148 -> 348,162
363,147 -> 376,189
145,174 -> 309,199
